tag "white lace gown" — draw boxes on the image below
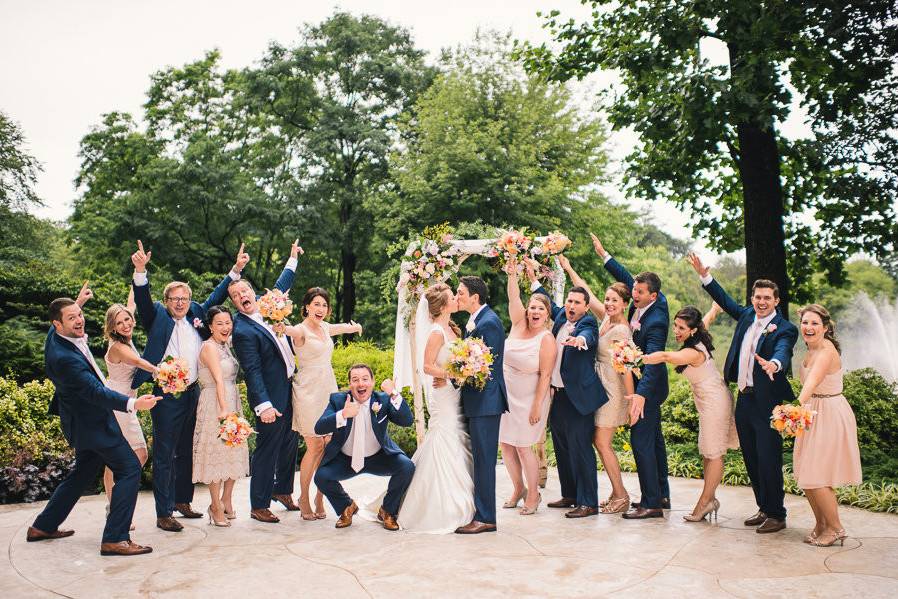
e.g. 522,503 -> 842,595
395,324 -> 476,533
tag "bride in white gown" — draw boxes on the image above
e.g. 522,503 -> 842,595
394,282 -> 475,533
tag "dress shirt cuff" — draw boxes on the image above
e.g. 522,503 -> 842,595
389,392 -> 403,410
530,280 -> 541,292
229,269 -> 241,281
285,257 -> 298,271
126,398 -> 136,413
254,401 -> 273,416
335,411 -> 348,428
133,271 -> 148,286
700,273 -> 714,286
602,254 -> 612,264
771,359 -> 782,372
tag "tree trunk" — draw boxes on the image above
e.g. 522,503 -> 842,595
734,121 -> 790,319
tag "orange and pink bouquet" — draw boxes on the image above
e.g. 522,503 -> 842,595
156,355 -> 190,396
610,339 -> 645,379
218,413 -> 255,447
534,231 -> 571,257
770,403 -> 816,438
258,288 -> 293,335
488,228 -> 533,272
446,337 -> 494,390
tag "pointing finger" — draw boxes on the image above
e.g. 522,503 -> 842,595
238,242 -> 245,256
137,239 -> 144,253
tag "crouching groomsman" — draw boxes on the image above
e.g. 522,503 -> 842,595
314,369 -> 415,531
130,240 -> 249,531
229,241 -> 301,523
688,252 -> 798,533
29,296 -> 159,555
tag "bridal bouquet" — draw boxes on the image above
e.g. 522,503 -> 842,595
218,413 -> 256,447
488,228 -> 533,273
156,355 -> 190,396
610,339 -> 645,379
446,337 -> 494,390
770,403 -> 816,438
258,288 -> 293,335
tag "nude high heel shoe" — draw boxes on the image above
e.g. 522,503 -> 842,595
683,498 -> 720,522
208,506 -> 231,527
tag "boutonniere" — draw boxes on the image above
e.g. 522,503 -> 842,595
193,317 -> 204,329
371,401 -> 382,415
631,321 -> 641,332
762,323 -> 777,336
465,320 -> 475,333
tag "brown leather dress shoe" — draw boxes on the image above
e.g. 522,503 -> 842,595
100,540 -> 153,556
272,494 -> 301,511
250,508 -> 280,523
756,517 -> 786,534
335,501 -> 359,529
377,507 -> 400,531
156,516 -> 184,532
547,497 -> 577,509
622,507 -> 664,519
26,526 -> 75,542
565,506 -> 599,518
744,511 -> 767,526
454,520 -> 497,534
174,503 -> 203,519
631,498 -> 671,510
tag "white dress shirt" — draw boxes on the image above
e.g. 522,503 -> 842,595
336,392 -> 404,471
551,323 -> 571,388
62,334 -> 135,412
165,317 -> 202,384
248,310 -> 296,416
466,304 -> 487,331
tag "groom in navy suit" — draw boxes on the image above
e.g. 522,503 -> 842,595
314,369 -> 415,531
689,253 -> 798,533
229,242 -> 300,523
130,240 -> 248,531
594,235 -> 671,519
29,296 -> 159,555
529,271 -> 607,518
452,276 -> 508,534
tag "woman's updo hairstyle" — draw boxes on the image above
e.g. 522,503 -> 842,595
607,282 -> 631,304
424,283 -> 461,336
302,287 -> 330,318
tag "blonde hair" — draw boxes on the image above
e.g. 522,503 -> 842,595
424,283 -> 461,336
163,281 -> 192,301
104,303 -> 134,344
798,303 -> 840,354
526,294 -> 552,330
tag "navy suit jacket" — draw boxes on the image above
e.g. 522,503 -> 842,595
230,267 -> 296,412
131,271 -> 235,388
604,257 -> 670,404
460,305 -> 509,418
315,391 -> 414,466
535,286 -> 608,415
703,278 -> 798,403
45,330 -> 131,451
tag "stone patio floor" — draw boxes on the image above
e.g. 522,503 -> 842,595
2,469 -> 896,598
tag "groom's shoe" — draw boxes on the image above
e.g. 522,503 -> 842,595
455,520 -> 497,534
631,498 -> 671,510
622,507 -> 664,520
249,509 -> 280,524
272,494 -> 301,511
756,518 -> 786,534
565,506 -> 599,518
335,501 -> 359,529
174,503 -> 203,519
377,507 -> 400,531
26,526 -> 75,542
547,497 -> 577,509
100,540 -> 153,556
744,511 -> 767,526
156,517 -> 184,532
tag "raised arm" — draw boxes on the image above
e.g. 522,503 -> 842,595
702,302 -> 723,329
201,243 -> 251,310
506,258 -> 526,327
593,233 -> 635,288
525,261 -> 565,321
272,239 -> 303,293
558,255 -> 605,320
75,281 -> 93,307
687,252 -> 742,320
130,240 -> 156,330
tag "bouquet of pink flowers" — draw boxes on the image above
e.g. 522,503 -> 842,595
533,231 -> 571,258
258,288 -> 293,334
218,413 -> 255,447
397,223 -> 458,304
156,355 -> 190,396
610,339 -> 645,379
770,403 -> 816,438
488,229 -> 533,272
445,337 -> 494,390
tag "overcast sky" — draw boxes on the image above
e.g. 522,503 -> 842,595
0,0 -> 808,251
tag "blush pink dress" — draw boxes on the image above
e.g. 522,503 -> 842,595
793,366 -> 862,489
681,343 -> 739,459
499,329 -> 552,447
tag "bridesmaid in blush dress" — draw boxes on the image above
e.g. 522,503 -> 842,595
283,287 -> 362,520
499,258 -> 556,515
642,306 -> 738,521
770,304 -> 860,547
558,256 -> 634,514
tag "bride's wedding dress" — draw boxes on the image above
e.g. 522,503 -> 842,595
396,323 -> 475,533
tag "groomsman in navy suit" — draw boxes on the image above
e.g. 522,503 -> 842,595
453,276 -> 508,534
229,241 -> 301,523
130,240 -> 249,531
29,294 -> 159,555
528,269 -> 607,518
593,235 -> 671,519
314,369 -> 415,531
689,253 -> 798,533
